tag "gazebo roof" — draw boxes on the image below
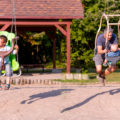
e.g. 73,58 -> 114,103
0,0 -> 84,19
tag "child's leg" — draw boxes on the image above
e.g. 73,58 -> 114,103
103,53 -> 108,67
103,59 -> 108,64
103,59 -> 108,66
5,63 -> 12,90
0,65 -> 2,90
4,77 -> 11,90
6,77 -> 10,84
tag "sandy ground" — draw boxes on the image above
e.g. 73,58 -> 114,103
1,84 -> 120,120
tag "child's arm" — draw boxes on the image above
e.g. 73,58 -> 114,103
13,45 -> 19,54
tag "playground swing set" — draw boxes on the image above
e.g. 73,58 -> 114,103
0,0 -> 21,77
0,0 -> 120,77
95,0 -> 120,65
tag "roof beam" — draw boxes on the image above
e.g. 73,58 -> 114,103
0,16 -> 83,19
0,21 -> 72,26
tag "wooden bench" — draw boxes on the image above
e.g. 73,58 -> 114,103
21,64 -> 44,72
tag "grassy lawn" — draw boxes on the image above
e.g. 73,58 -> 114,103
106,72 -> 120,83
55,72 -> 120,85
21,67 -> 120,85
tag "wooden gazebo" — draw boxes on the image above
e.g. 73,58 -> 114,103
0,0 -> 84,73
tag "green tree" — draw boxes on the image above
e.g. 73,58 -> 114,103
70,0 -> 120,73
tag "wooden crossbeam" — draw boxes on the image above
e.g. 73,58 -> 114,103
109,23 -> 120,25
0,21 -> 72,25
106,15 -> 120,17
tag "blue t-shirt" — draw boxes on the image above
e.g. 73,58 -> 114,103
96,33 -> 118,54
107,50 -> 120,57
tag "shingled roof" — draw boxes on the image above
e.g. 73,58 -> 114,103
0,0 -> 84,19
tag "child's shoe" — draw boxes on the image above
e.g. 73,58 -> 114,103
4,84 -> 10,90
0,85 -> 2,90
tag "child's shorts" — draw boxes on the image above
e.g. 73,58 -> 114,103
0,63 -> 13,77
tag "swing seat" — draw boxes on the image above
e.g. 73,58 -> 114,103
0,31 -> 20,74
9,54 -> 19,71
106,56 -> 120,65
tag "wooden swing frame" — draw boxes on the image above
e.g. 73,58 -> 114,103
95,13 -> 120,50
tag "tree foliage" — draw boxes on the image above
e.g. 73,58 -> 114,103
70,0 -> 120,72
18,0 -> 120,72
18,32 -> 53,64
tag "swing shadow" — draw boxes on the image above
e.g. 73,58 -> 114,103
61,88 -> 120,113
20,88 -> 74,104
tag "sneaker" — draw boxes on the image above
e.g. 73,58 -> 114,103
4,84 -> 10,90
97,74 -> 105,86
0,85 -> 2,90
103,63 -> 108,67
102,76 -> 106,86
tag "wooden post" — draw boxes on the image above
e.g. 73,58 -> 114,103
53,27 -> 56,69
66,23 -> 71,73
54,23 -> 71,73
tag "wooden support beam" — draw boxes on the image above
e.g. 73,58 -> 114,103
109,23 -> 120,25
54,24 -> 67,36
0,21 -> 72,26
106,15 -> 120,17
0,23 -> 11,31
66,23 -> 71,73
53,28 -> 56,69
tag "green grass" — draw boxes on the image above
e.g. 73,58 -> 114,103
21,67 -> 120,85
55,72 -> 120,85
45,61 -> 66,69
106,72 -> 120,83
55,79 -> 98,85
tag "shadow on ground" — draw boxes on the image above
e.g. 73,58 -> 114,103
21,88 -> 74,104
61,88 -> 120,113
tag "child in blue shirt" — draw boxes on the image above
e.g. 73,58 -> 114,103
103,44 -> 120,66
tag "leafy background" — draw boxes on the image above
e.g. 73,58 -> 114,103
17,0 -> 120,73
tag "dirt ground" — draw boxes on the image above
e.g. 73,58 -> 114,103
1,84 -> 120,120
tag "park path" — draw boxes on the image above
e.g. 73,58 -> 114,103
0,84 -> 120,120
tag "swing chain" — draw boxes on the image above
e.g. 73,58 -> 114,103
11,0 -> 17,36
118,18 -> 120,42
11,0 -> 19,62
